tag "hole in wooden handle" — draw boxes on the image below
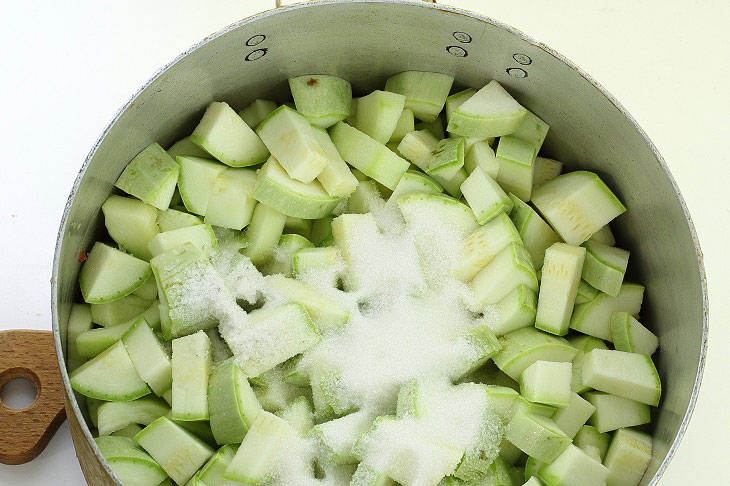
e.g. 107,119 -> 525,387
0,330 -> 66,465
0,373 -> 39,410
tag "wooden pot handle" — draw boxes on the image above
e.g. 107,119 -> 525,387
0,330 -> 66,465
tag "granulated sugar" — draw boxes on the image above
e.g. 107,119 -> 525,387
169,259 -> 234,330
172,197 -> 502,486
219,303 -> 321,377
299,199 -> 491,412
212,230 -> 267,305
352,381 -> 503,485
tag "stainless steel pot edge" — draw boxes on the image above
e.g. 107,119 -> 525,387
50,1 -> 708,483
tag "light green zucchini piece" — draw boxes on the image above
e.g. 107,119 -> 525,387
190,101 -> 269,167
102,195 -> 160,261
610,312 -> 659,355
80,242 -> 152,305
95,436 -> 167,486
208,363 -> 262,445
460,166 -> 513,224
582,349 -> 661,406
135,417 -> 214,485
115,143 -> 179,210
253,157 -> 341,219
470,243 -> 537,306
581,239 -> 630,297
238,99 -> 278,129
385,71 -> 454,122
505,410 -> 571,463
70,341 -> 150,401
204,168 -> 258,230
257,105 -> 330,183
493,327 -> 578,381
289,75 -> 352,128
171,331 -> 211,421
329,121 -> 409,190
508,193 -> 559,269
532,171 -> 626,245
447,80 -> 527,138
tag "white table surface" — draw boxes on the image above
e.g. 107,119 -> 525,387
0,0 -> 728,484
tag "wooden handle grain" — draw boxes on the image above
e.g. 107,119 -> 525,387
0,330 -> 66,465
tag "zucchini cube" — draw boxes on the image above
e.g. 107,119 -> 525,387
115,142 -> 180,210
447,80 -> 527,138
505,410 -> 571,463
289,74 -> 352,128
190,101 -> 269,167
520,360 -> 572,407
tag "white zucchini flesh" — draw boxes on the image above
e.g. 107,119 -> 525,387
460,167 -> 513,225
289,74 -> 352,128
493,327 -> 578,381
538,444 -> 609,486
532,171 -> 626,245
519,360 -> 572,407
171,331 -> 212,421
505,410 -> 571,463
583,391 -> 651,433
253,157 -> 341,219
256,105 -> 330,183
384,70 -> 454,123
69,341 -> 150,401
95,436 -> 168,486
102,195 -> 160,261
447,80 -> 527,138
115,142 -> 180,210
535,243 -> 586,336
223,411 -> 295,484
80,242 -> 152,305
190,101 -> 269,167
582,349 -> 661,406
135,417 -> 214,485
603,428 -> 653,486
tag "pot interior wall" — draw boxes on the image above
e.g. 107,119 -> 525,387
54,2 -> 705,484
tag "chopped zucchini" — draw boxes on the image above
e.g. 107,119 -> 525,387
190,101 -> 269,167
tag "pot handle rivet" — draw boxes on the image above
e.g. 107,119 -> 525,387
0,330 -> 66,465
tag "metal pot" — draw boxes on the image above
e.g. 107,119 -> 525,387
47,0 -> 707,484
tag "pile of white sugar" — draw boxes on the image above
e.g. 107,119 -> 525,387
175,200 -> 503,485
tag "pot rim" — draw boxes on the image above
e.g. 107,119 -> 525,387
51,1 -> 708,484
